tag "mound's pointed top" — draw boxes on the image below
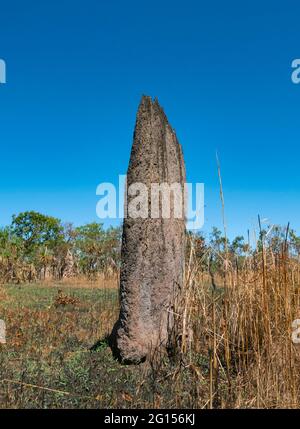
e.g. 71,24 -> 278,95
137,95 -> 168,125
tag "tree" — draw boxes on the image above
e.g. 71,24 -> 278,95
12,211 -> 63,255
230,235 -> 247,256
288,229 -> 300,257
75,223 -> 121,277
209,227 -> 228,253
0,226 -> 28,283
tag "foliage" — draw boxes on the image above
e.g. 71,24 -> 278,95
1,213 -> 300,408
2,210 -> 300,285
12,211 -> 64,254
0,212 -> 121,283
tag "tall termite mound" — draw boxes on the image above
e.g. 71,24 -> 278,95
110,96 -> 186,364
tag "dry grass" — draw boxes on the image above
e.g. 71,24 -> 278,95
41,273 -> 119,289
1,245 -> 300,408
172,236 -> 300,408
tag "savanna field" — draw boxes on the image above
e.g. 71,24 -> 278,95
1,219 -> 300,409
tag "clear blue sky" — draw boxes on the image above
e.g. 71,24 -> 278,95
0,0 -> 300,241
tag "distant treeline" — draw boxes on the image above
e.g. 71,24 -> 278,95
0,211 -> 299,284
0,211 -> 121,283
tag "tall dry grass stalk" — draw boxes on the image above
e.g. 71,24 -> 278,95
171,231 -> 300,408
169,155 -> 300,407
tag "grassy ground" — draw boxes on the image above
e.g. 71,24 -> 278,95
1,261 -> 300,409
0,283 -> 201,409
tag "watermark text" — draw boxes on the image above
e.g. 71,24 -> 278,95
291,59 -> 300,84
96,175 -> 205,230
0,59 -> 6,84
